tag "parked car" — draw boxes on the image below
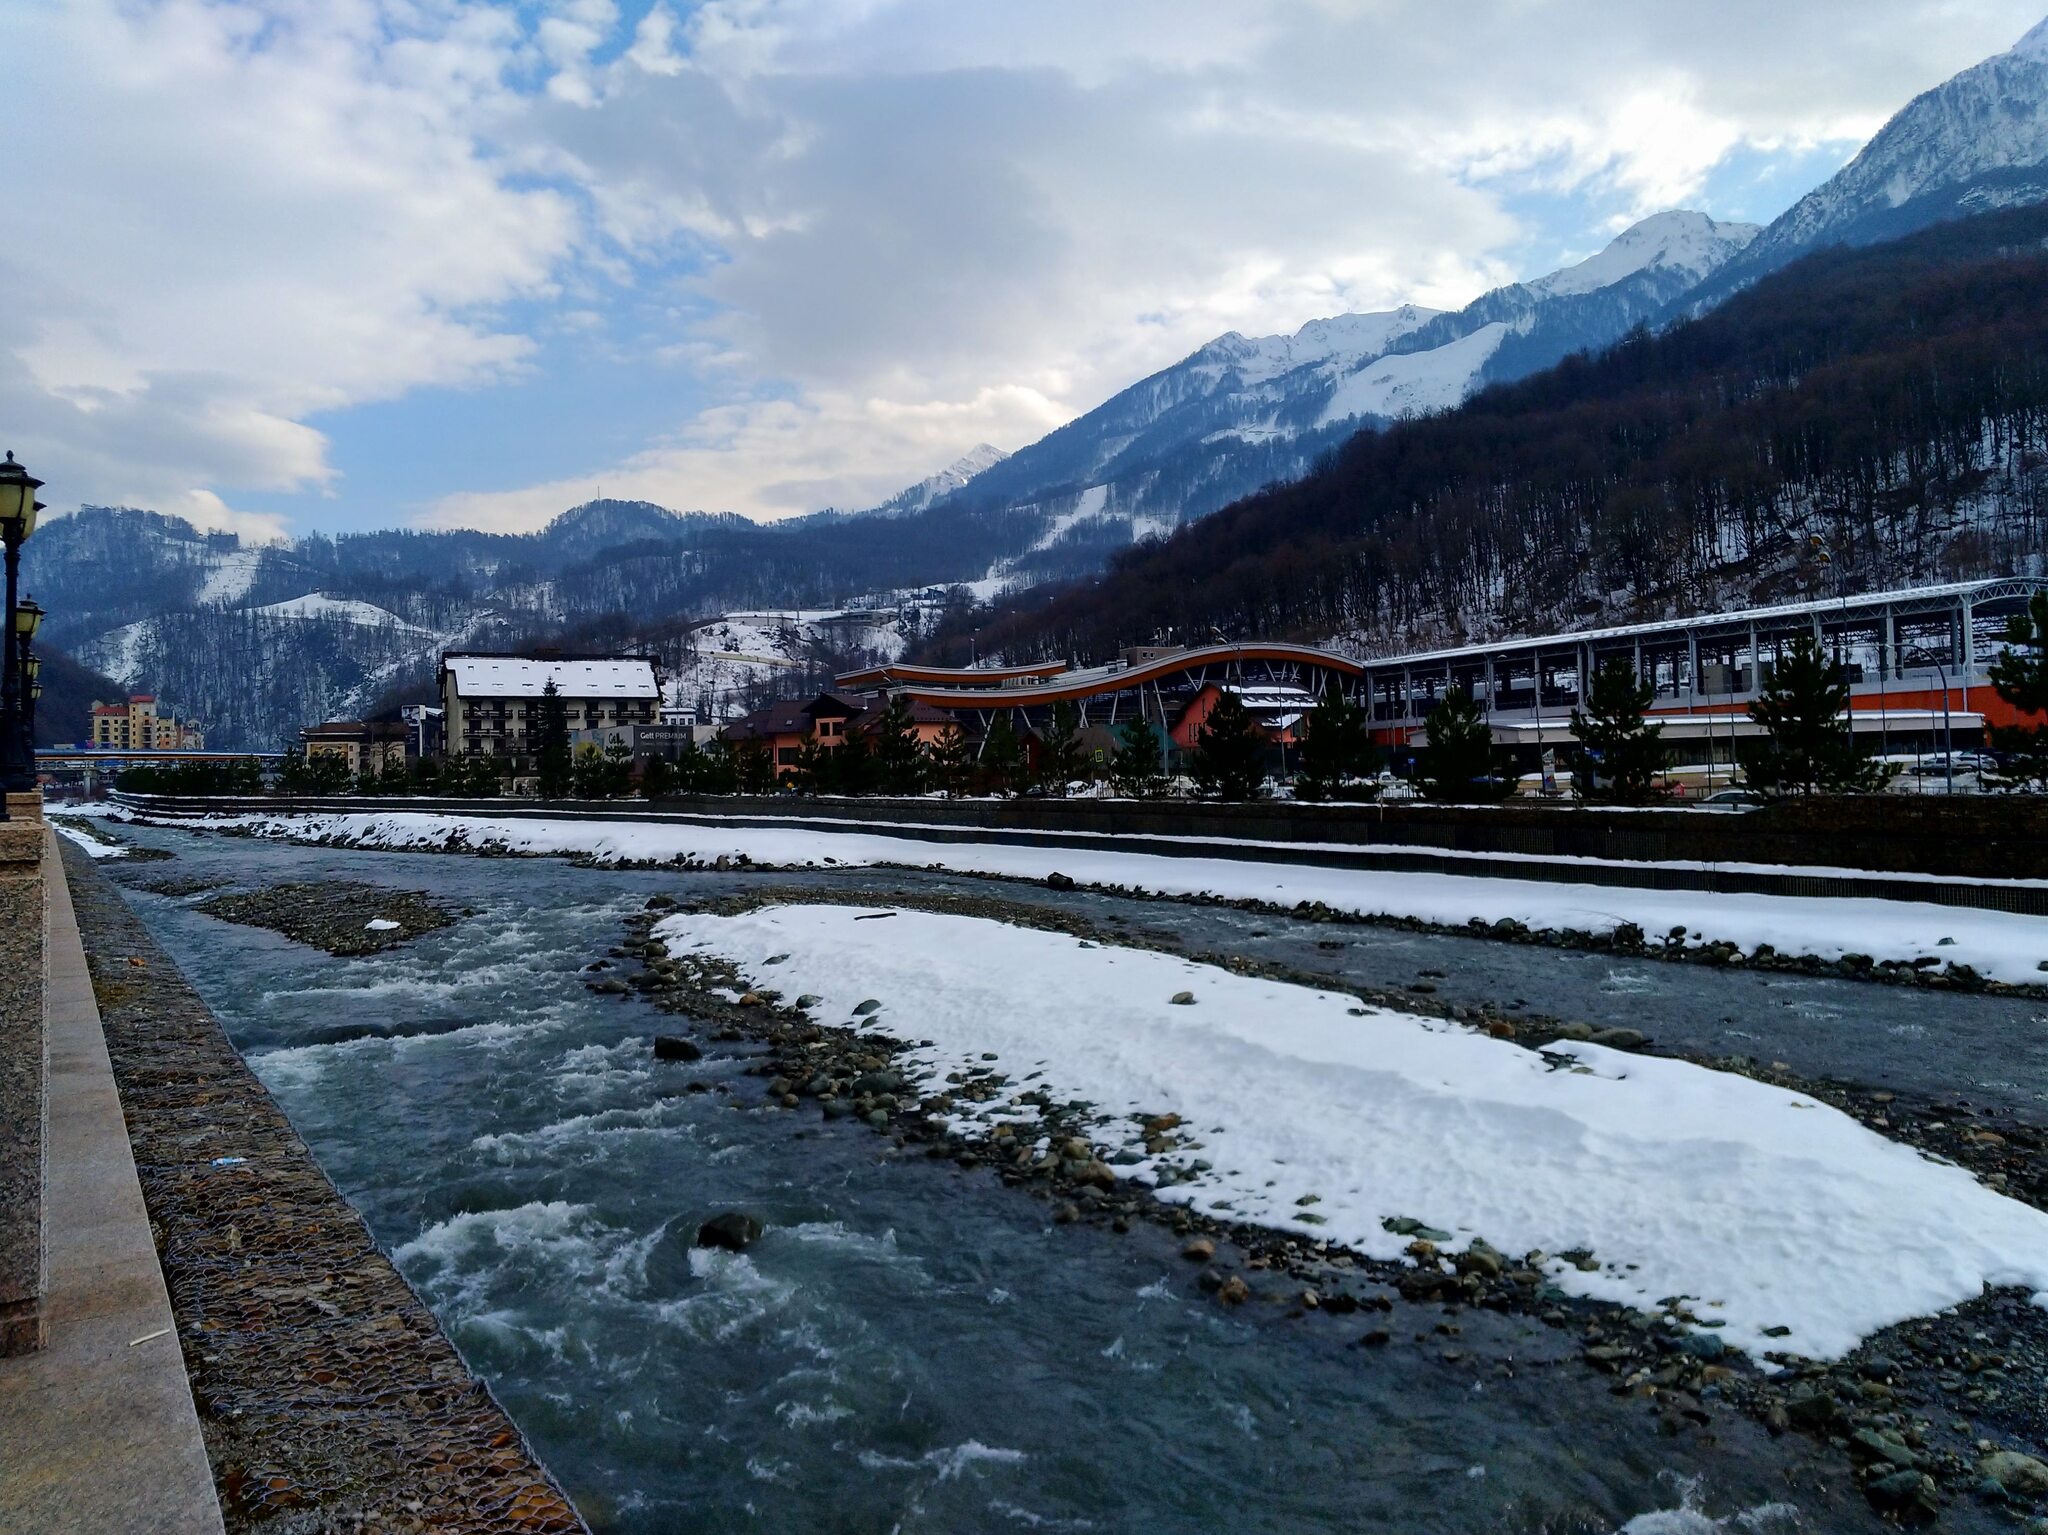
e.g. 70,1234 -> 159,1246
1692,788 -> 1767,811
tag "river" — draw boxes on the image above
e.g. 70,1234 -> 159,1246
102,821 -> 1927,1533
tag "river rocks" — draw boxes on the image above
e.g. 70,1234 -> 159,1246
851,999 -> 883,1016
1381,1216 -> 1452,1242
1980,1450 -> 2048,1496
1453,1239 -> 1504,1279
1215,1275 -> 1250,1305
1675,1331 -> 1727,1361
196,881 -> 459,955
652,1036 -> 703,1062
1588,1027 -> 1646,1050
1046,871 -> 1077,891
1863,1468 -> 1938,1517
1169,991 -> 1196,1005
696,1212 -> 764,1252
1182,1238 -> 1216,1262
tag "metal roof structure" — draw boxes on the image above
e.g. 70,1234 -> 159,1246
442,653 -> 660,700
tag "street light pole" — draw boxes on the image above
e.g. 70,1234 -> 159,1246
0,452 -> 47,820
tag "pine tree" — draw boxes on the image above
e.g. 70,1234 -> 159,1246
1190,689 -> 1266,800
869,695 -> 927,795
640,752 -> 678,798
830,729 -> 876,795
1109,717 -> 1166,798
1569,660 -> 1666,804
1293,681 -> 1376,801
1036,700 -> 1083,794
1742,635 -> 1893,794
536,678 -> 572,799
791,733 -> 830,794
306,751 -> 354,794
699,742 -> 741,795
927,722 -> 973,797
1988,590 -> 2048,790
600,737 -> 634,797
733,740 -> 778,795
1420,686 -> 1510,802
979,714 -> 1025,796
570,740 -> 606,798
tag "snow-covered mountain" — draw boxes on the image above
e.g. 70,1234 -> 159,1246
1686,17 -> 2048,308
864,443 -> 1011,517
928,210 -> 1759,593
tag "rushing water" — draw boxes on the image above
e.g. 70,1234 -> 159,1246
108,825 -> 1871,1534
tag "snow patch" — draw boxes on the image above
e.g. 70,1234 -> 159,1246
659,904 -> 2048,1362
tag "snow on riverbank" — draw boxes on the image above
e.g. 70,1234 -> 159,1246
196,808 -> 2048,984
51,818 -> 129,858
658,902 -> 2048,1362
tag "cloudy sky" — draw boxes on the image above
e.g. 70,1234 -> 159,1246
5,0 -> 2042,539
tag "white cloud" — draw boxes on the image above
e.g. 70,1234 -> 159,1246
7,0 -> 2045,536
2,0 -> 573,519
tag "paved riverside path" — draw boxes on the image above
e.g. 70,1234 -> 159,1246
46,841 -> 587,1535
0,830 -> 223,1535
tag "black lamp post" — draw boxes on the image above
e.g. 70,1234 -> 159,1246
0,452 -> 45,819
15,599 -> 44,780
23,652 -> 40,751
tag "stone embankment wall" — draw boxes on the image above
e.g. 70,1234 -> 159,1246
116,791 -> 2048,913
60,843 -> 586,1534
113,790 -> 2048,880
0,816 -> 45,1355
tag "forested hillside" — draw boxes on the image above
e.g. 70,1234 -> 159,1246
949,204 -> 2048,667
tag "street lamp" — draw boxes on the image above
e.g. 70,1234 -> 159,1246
16,601 -> 43,768
23,653 -> 39,754
0,452 -> 46,818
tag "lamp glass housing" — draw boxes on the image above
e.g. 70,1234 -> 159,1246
13,599 -> 42,639
0,455 -> 43,536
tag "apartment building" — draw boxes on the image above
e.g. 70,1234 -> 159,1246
89,694 -> 204,751
438,652 -> 662,758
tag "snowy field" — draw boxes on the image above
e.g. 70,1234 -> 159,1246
658,903 -> 2048,1362
184,807 -> 2048,985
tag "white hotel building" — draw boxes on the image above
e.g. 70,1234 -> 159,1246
437,652 -> 663,759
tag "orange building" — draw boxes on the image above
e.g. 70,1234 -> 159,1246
721,691 -> 958,775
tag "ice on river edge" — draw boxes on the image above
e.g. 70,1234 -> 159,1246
656,903 -> 2048,1364
177,806 -> 2048,986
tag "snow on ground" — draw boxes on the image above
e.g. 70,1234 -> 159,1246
50,818 -> 128,858
657,903 -> 2048,1361
1316,322 -> 1509,426
667,609 -> 907,721
244,593 -> 428,630
195,548 -> 265,605
201,809 -> 2048,986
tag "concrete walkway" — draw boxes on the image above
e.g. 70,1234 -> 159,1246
0,830 -> 222,1535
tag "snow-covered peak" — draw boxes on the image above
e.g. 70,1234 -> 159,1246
1528,211 -> 1762,299
2011,14 -> 2048,61
1743,20 -> 2048,261
940,442 -> 1008,483
866,443 -> 1012,516
1189,303 -> 1442,386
